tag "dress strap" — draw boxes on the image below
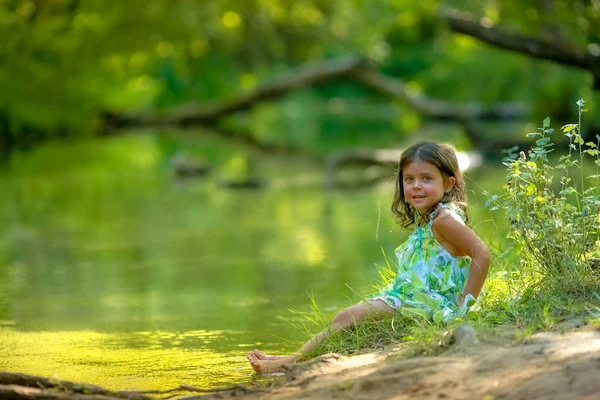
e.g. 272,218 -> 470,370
429,202 -> 466,225
428,203 -> 446,226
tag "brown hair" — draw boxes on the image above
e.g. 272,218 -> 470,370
391,141 -> 468,228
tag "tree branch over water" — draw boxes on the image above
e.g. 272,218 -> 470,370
103,55 -> 529,131
348,67 -> 526,121
446,9 -> 600,89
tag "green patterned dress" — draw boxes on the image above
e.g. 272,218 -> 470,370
373,202 -> 474,322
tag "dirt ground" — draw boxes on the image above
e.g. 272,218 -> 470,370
205,322 -> 600,400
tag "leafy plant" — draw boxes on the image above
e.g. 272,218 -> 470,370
485,99 -> 600,296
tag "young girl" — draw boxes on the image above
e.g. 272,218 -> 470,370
247,141 -> 491,373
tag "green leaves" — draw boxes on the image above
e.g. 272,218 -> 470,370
536,137 -> 551,146
485,110 -> 599,289
543,117 -> 550,128
561,124 -> 577,134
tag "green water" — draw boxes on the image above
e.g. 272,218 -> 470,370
0,134 -> 505,391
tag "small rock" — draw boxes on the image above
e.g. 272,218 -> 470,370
451,324 -> 479,347
554,316 -> 589,331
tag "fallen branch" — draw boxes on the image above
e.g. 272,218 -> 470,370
0,372 -> 148,400
349,67 -> 527,120
103,55 -> 530,132
0,385 -> 125,400
0,372 -> 265,400
446,9 -> 600,89
103,55 -> 369,128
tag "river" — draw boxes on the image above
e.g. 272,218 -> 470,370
0,132 -> 507,390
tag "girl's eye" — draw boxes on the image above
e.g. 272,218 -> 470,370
423,176 -> 431,181
404,177 -> 413,183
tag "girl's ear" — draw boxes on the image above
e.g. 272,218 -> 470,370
445,176 -> 456,193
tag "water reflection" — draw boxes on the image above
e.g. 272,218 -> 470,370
0,135 -> 506,390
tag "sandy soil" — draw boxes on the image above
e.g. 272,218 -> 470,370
205,322 -> 600,400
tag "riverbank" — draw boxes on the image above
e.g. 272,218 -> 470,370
3,319 -> 599,400
210,320 -> 600,400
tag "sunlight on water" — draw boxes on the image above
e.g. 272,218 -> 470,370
0,327 -> 253,391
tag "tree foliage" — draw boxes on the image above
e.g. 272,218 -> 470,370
1,0 -> 599,157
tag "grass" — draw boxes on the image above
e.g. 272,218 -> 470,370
289,299 -> 454,360
288,201 -> 600,360
288,105 -> 600,360
289,263 -> 600,361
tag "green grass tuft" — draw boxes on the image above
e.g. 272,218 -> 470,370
289,103 -> 600,359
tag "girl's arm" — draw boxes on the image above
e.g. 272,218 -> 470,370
432,211 -> 491,307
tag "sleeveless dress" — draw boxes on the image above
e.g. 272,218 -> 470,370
372,202 -> 474,322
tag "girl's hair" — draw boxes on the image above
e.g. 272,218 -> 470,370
391,141 -> 468,228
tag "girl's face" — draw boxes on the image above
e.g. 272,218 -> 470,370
402,160 -> 456,214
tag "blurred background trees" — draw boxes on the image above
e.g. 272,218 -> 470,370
2,0 -> 599,159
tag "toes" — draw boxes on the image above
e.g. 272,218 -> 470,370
253,349 -> 268,359
248,352 -> 293,373
247,353 -> 262,372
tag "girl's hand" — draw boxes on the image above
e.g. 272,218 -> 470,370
456,293 -> 477,317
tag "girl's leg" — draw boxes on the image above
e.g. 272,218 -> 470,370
247,299 -> 394,373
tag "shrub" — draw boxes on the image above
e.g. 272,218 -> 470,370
485,99 -> 600,297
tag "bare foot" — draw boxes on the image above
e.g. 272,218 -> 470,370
247,353 -> 295,373
251,349 -> 287,360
